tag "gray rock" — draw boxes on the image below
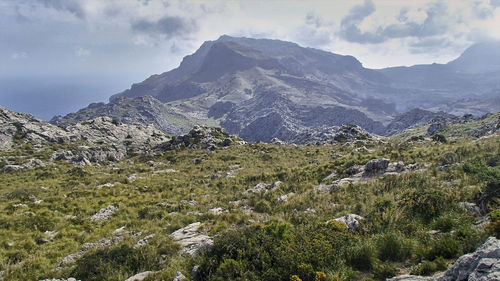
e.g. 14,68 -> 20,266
364,158 -> 390,176
134,234 -> 155,249
245,182 -> 271,194
173,271 -> 186,281
458,202 -> 482,217
334,214 -> 363,231
158,126 -> 245,151
171,222 -> 213,256
191,265 -> 200,280
208,207 -> 228,215
89,205 -> 117,222
124,271 -> 157,281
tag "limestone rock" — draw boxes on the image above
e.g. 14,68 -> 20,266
89,205 -> 117,222
124,271 -> 157,281
334,214 -> 363,231
172,271 -> 186,281
171,222 -> 213,256
158,126 -> 245,151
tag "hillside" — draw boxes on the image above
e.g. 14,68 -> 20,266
1,107 -> 500,281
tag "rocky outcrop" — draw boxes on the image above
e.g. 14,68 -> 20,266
124,271 -> 157,281
1,106 -> 73,150
0,106 -> 170,164
51,95 -> 193,136
388,237 -> 500,281
170,222 -> 213,256
158,126 -> 245,151
288,124 -> 378,145
319,159 -> 420,193
334,214 -> 363,231
89,205 -> 117,222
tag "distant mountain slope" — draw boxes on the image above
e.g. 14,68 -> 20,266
52,36 -> 500,141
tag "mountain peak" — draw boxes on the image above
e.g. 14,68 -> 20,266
448,40 -> 500,73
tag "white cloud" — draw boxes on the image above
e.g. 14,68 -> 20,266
11,52 -> 28,60
75,47 -> 91,57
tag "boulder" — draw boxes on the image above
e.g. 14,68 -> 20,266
363,158 -> 390,176
171,222 -> 213,256
334,214 -> 363,231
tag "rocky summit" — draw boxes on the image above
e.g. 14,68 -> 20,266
50,36 -> 500,142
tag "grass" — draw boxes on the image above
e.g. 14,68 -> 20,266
0,131 -> 498,280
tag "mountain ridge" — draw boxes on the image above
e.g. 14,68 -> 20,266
52,35 -> 500,141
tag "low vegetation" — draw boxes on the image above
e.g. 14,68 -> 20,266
0,129 -> 498,280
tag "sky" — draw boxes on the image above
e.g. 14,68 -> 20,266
1,0 -> 500,119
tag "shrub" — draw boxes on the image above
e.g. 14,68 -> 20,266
411,257 -> 447,276
372,263 -> 396,280
427,234 -> 460,260
254,200 -> 272,213
377,232 -> 409,262
432,134 -> 447,143
401,188 -> 451,221
348,243 -> 375,271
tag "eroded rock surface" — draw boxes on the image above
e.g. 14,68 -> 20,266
171,222 -> 213,256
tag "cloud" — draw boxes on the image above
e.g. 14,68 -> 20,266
491,0 -> 500,7
11,52 -> 28,60
75,47 -> 91,57
38,0 -> 86,19
131,15 -> 198,39
339,0 -> 384,43
338,0 -> 452,44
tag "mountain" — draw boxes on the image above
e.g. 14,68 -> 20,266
51,36 -> 500,141
378,41 -> 500,116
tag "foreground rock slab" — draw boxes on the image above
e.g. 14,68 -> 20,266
170,222 -> 213,256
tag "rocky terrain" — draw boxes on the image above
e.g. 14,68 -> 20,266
1,106 -> 500,281
1,106 -> 170,165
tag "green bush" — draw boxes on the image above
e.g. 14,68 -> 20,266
411,257 -> 447,276
432,134 -> 447,143
348,243 -> 375,271
254,200 -> 272,213
377,232 -> 410,262
401,188 -> 452,221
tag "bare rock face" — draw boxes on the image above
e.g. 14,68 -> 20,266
170,222 -> 213,256
388,237 -> 500,281
1,106 -> 73,150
